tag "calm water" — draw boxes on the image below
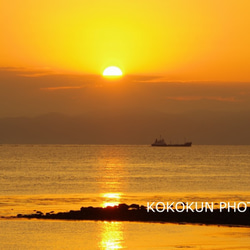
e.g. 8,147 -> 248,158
1,145 -> 250,249
1,220 -> 250,249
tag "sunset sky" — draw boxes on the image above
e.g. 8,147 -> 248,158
1,0 -> 250,79
0,0 -> 250,144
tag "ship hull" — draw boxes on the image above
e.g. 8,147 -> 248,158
151,142 -> 192,147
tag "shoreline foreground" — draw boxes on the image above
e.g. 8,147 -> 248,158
14,204 -> 250,227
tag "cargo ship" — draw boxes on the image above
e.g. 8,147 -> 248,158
151,137 -> 192,147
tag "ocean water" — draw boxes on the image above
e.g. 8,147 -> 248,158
1,145 -> 250,249
1,144 -> 250,216
1,220 -> 250,249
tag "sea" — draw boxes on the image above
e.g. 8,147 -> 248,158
0,144 -> 250,249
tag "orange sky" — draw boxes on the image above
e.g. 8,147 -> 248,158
1,0 -> 250,81
1,1 -> 250,144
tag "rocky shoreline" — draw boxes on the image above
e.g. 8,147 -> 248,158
15,203 -> 250,227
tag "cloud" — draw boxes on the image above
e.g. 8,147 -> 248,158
132,75 -> 164,83
40,86 -> 85,91
0,66 -> 54,76
166,96 -> 240,102
19,72 -> 55,77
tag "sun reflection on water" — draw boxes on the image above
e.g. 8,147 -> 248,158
97,148 -> 127,249
100,221 -> 124,250
102,193 -> 123,208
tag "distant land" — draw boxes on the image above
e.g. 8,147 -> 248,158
0,111 -> 249,145
15,204 -> 250,227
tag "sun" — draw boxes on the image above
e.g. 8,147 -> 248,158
103,66 -> 123,77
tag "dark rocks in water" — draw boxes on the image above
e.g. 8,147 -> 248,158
16,204 -> 250,227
